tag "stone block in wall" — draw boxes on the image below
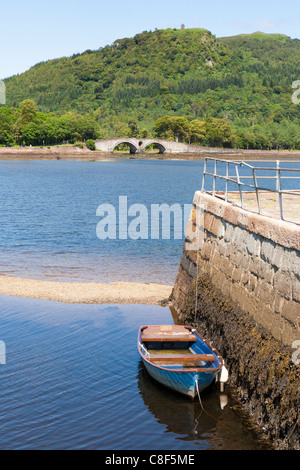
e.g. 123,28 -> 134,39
203,212 -> 214,232
245,232 -> 261,257
241,270 -> 250,288
274,270 -> 293,300
228,247 -> 249,270
185,248 -> 198,264
257,258 -> 274,284
248,254 -> 261,277
224,203 -> 239,226
180,251 -> 197,279
281,299 -> 300,325
209,263 -> 231,297
247,273 -> 258,293
260,240 -> 291,272
224,222 -> 234,243
292,277 -> 300,303
231,225 -> 245,248
255,279 -> 275,308
175,265 -> 192,295
218,219 -> 226,239
273,292 -> 285,314
209,215 -> 222,237
231,265 -> 243,284
199,242 -> 213,261
281,249 -> 300,275
247,254 -> 273,284
261,239 -> 277,265
215,237 -> 227,257
229,276 -> 247,309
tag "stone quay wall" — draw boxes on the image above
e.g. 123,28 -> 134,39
171,191 -> 300,449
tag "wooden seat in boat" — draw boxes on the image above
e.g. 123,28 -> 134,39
148,354 -> 215,363
142,325 -> 197,343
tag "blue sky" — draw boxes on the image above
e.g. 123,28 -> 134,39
0,0 -> 299,79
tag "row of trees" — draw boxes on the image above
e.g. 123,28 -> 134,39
0,99 -> 98,146
152,115 -> 300,150
2,101 -> 300,151
153,116 -> 235,147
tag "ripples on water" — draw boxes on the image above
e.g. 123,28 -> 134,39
0,297 -> 270,450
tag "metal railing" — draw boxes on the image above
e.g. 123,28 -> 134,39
201,158 -> 300,222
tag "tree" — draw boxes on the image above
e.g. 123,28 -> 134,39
205,118 -> 235,147
128,120 -> 139,138
20,99 -> 37,125
153,116 -> 190,141
86,139 -> 95,150
0,107 -> 16,144
189,119 -> 206,144
21,122 -> 41,145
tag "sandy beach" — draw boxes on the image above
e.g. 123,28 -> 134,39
0,276 -> 173,305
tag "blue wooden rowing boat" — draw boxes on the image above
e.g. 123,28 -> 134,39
138,325 -> 228,398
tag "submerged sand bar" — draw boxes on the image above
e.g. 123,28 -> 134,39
0,277 -> 173,305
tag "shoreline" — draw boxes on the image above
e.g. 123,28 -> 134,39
0,276 -> 173,306
1,146 -> 300,161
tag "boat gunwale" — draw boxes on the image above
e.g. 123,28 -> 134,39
138,325 -> 224,374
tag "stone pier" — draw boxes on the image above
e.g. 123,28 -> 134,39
171,191 -> 300,449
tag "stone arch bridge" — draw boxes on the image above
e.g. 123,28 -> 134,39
95,138 -> 198,154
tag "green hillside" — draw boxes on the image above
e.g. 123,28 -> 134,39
2,28 -> 300,149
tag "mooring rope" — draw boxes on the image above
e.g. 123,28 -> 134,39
195,376 -> 205,411
195,376 -> 222,424
195,248 -> 200,318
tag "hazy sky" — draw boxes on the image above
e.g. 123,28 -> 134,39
0,0 -> 299,79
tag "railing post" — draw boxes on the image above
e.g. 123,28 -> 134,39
212,159 -> 217,196
225,161 -> 229,202
235,164 -> 243,208
201,158 -> 207,191
276,160 -> 280,203
277,167 -> 284,220
252,168 -> 261,214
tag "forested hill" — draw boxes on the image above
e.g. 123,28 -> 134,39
3,28 -> 300,149
5,28 -> 233,115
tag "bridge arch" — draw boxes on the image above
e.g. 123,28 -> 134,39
143,141 -> 166,154
112,140 -> 138,154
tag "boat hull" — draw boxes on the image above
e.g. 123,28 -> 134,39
142,358 -> 218,398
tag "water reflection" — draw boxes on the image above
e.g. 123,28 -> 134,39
137,362 -> 218,441
137,360 -> 271,450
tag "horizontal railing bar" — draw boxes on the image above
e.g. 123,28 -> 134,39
204,157 -> 300,166
204,173 -> 300,180
204,158 -> 300,172
203,189 -> 300,196
205,166 -> 300,173
203,182 -> 300,194
203,175 -> 300,190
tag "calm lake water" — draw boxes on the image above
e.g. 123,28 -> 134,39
1,157 -> 295,450
1,158 -> 298,284
0,296 -> 270,450
0,159 -> 205,284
